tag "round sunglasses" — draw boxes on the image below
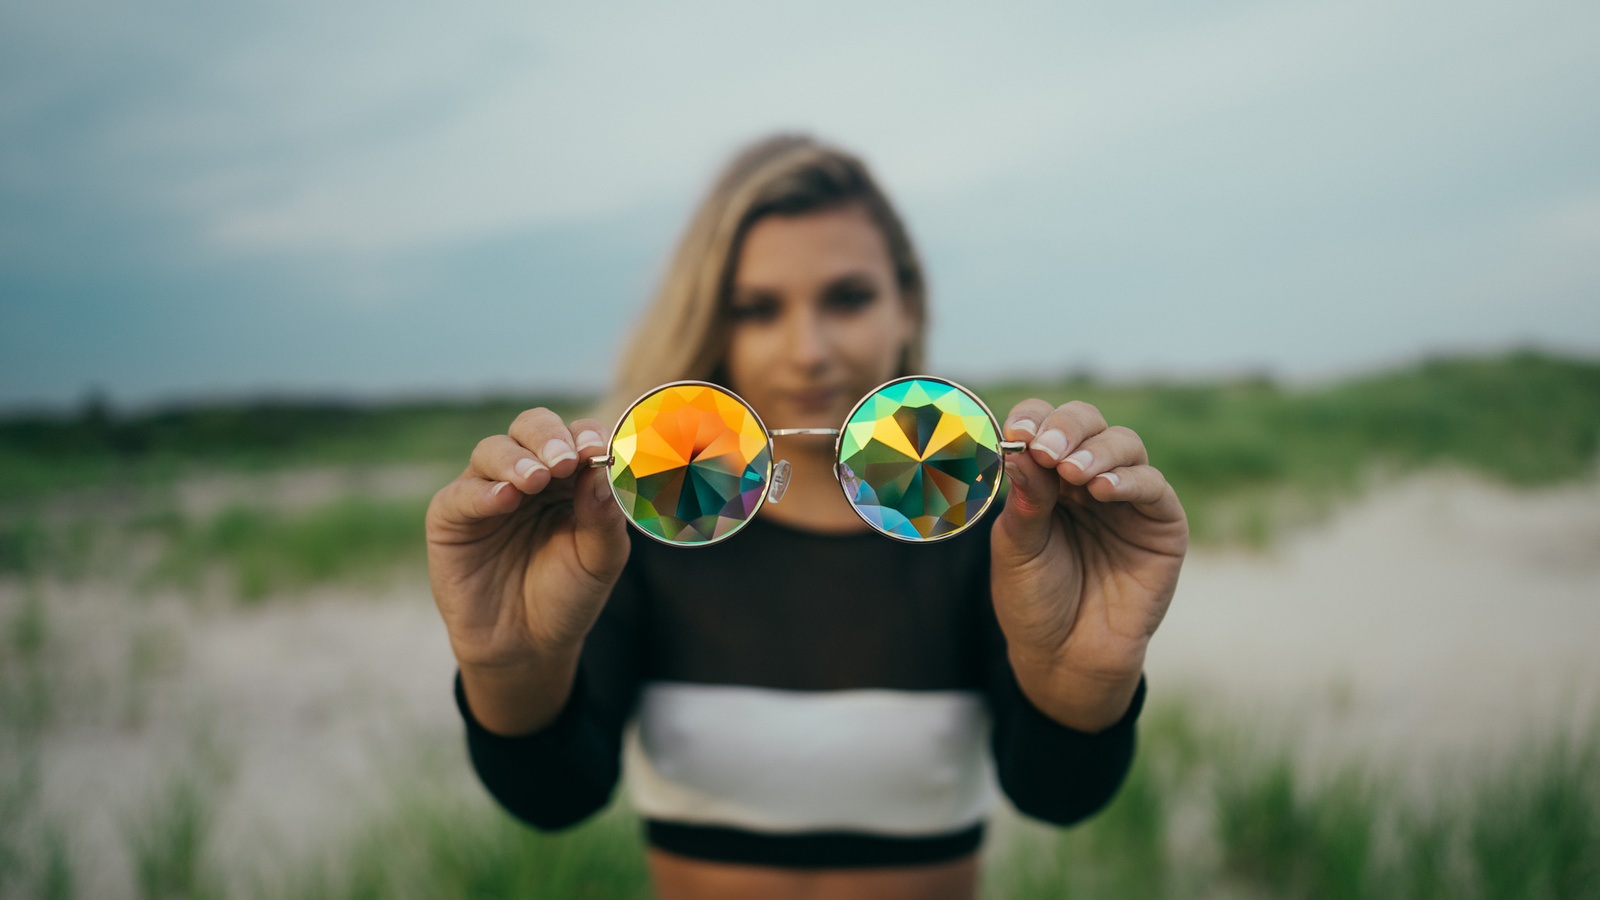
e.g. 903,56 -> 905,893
587,376 -> 1028,546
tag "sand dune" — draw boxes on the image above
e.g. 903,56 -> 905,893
5,471 -> 1597,896
1151,472 -> 1600,770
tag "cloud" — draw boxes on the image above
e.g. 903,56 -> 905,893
1,0 -> 1597,408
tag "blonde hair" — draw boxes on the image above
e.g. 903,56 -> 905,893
597,134 -> 928,424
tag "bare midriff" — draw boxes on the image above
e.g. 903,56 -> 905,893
648,850 -> 979,900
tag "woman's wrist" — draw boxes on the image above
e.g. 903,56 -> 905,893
1008,653 -> 1145,733
459,649 -> 582,738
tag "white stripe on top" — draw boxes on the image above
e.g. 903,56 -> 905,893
623,681 -> 996,836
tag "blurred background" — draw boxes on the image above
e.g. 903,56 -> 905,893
1,1 -> 1597,898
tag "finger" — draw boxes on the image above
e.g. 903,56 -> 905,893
1001,398 -> 1055,443
998,399 -> 1070,550
1054,425 -> 1148,486
994,445 -> 1063,560
568,417 -> 610,462
508,408 -> 581,478
426,476 -> 523,542
470,434 -> 552,494
568,424 -> 630,579
1028,401 -> 1107,469
1086,464 -> 1185,521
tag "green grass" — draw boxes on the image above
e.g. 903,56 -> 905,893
0,517 -> 98,582
141,497 -> 431,603
0,589 -> 74,900
2,351 -> 1592,893
234,699 -> 1598,900
984,701 -> 1600,900
6,686 -> 1594,898
1468,730 -> 1600,899
1213,756 -> 1382,897
1,350 -> 1596,596
2,495 -> 428,604
125,774 -> 224,900
4,352 -> 1596,513
0,394 -> 591,503
278,799 -> 652,900
0,588 -> 54,738
979,350 -> 1600,543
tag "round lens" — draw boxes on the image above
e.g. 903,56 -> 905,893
608,383 -> 772,545
835,378 -> 1003,542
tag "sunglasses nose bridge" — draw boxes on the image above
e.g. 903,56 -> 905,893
769,428 -> 841,438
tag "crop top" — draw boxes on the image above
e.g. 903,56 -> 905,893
453,502 -> 1145,869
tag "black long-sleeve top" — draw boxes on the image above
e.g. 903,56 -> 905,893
455,502 -> 1144,868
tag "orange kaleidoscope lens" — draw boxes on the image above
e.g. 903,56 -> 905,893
607,383 -> 772,545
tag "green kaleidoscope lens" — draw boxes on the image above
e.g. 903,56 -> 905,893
835,377 -> 1004,542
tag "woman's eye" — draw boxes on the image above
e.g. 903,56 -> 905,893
728,299 -> 780,323
825,285 -> 877,312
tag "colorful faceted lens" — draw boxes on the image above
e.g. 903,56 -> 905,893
609,383 -> 772,545
836,378 -> 1003,541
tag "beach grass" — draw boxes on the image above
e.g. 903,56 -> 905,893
125,773 -> 224,900
979,349 -> 1600,542
1,350 -> 1595,594
997,702 -> 1600,899
140,497 -> 430,603
0,394 -> 591,503
3,350 -> 1595,894
230,698 -> 1598,900
276,799 -> 652,900
0,585 -> 73,900
3,350 -> 1594,507
5,608 -> 1595,900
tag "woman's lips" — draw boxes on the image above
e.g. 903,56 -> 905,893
783,387 -> 844,414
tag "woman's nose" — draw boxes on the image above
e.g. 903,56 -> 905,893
784,308 -> 830,371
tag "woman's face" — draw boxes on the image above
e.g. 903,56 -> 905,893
723,203 -> 917,438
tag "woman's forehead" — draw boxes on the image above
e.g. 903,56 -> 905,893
734,205 -> 894,289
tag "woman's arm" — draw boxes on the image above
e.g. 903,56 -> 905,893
426,408 -> 631,736
455,552 -> 648,830
976,513 -> 1146,826
987,399 -> 1187,733
426,407 -> 640,827
987,661 -> 1145,824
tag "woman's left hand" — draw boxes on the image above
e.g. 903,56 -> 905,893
989,398 -> 1189,733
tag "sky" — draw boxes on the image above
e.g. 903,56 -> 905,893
2,0 -> 1598,412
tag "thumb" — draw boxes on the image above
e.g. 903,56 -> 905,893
570,461 -> 631,582
995,450 -> 1061,561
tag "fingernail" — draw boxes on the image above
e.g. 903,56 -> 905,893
1030,430 -> 1068,461
1004,459 -> 1028,487
542,439 -> 577,465
575,430 -> 604,451
490,481 -> 510,497
1007,418 -> 1038,438
1064,449 -> 1094,471
592,470 -> 612,502
1097,471 -> 1120,487
515,458 -> 545,480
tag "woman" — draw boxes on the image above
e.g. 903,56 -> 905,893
426,134 -> 1188,900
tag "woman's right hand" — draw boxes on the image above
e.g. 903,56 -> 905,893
425,409 -> 630,734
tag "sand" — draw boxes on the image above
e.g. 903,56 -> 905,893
1150,471 -> 1600,771
3,470 -> 1597,896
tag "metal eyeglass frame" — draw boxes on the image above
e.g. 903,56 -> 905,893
587,375 -> 1031,546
